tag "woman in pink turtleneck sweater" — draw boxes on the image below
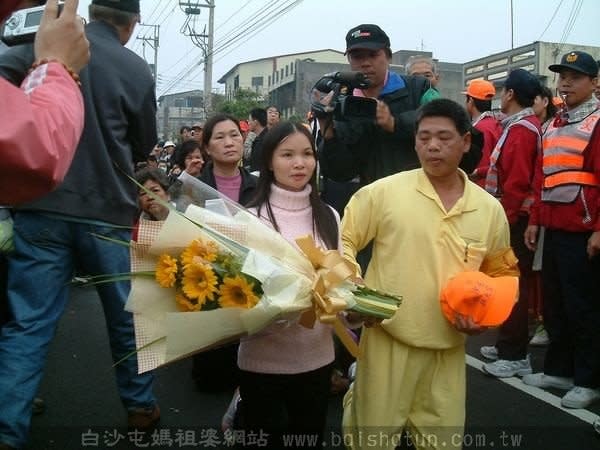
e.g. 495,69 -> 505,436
236,122 -> 340,448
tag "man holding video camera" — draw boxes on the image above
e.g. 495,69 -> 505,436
318,24 -> 437,191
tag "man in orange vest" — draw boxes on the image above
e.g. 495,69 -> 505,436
523,51 -> 600,409
479,69 -> 542,378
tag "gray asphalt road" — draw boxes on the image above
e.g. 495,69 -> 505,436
23,285 -> 600,449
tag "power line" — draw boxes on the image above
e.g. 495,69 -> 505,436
159,0 -> 304,97
537,0 -> 565,41
558,0 -> 583,48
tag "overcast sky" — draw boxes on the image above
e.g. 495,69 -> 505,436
77,0 -> 599,97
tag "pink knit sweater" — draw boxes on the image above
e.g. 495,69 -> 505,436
238,183 -> 339,374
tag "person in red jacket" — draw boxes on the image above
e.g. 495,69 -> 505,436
464,79 -> 503,187
479,69 -> 542,379
0,0 -> 89,205
523,51 -> 600,409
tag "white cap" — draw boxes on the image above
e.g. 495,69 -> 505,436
163,140 -> 176,148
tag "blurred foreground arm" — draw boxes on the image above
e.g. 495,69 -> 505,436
0,0 -> 89,205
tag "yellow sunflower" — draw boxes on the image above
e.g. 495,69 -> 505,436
181,262 -> 218,306
218,275 -> 260,309
181,239 -> 218,266
155,254 -> 178,288
175,292 -> 202,312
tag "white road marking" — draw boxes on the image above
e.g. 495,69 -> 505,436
466,354 -> 600,425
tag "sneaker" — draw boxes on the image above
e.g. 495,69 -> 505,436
221,389 -> 240,432
561,386 -> 600,409
482,357 -> 532,378
529,325 -> 549,346
127,405 -> 160,430
480,345 -> 498,361
522,372 -> 574,390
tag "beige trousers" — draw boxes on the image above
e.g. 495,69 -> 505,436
342,326 -> 466,450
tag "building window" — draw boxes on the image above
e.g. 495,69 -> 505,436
251,76 -> 264,87
512,50 -> 535,63
280,68 -> 284,79
268,75 -> 271,87
466,64 -> 485,75
290,63 -> 294,74
488,71 -> 508,81
234,75 -> 239,90
285,65 -> 289,77
487,58 -> 508,69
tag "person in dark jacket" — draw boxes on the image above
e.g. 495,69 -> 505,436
247,107 -> 268,173
318,24 -> 436,190
188,113 -> 258,392
0,2 -> 159,448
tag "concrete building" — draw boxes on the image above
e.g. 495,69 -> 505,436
215,40 -> 599,119
217,49 -> 347,103
156,89 -> 205,141
463,41 -> 600,108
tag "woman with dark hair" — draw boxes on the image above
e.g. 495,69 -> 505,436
234,121 -> 340,448
198,113 -> 257,205
175,139 -> 205,178
189,114 -> 258,393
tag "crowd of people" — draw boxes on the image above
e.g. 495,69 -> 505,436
1,1 -> 599,448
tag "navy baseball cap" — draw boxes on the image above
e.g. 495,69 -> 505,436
345,24 -> 390,54
549,51 -> 599,77
504,69 -> 542,102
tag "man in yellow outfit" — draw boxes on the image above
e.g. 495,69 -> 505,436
341,98 -> 513,450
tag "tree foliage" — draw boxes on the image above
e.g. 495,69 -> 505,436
214,89 -> 265,119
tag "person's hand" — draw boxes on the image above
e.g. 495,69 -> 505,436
524,224 -> 539,251
587,230 -> 600,259
34,0 -> 90,73
453,313 -> 488,335
375,100 -> 395,133
345,311 -> 382,328
184,156 -> 204,177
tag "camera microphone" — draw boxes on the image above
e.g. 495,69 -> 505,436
325,71 -> 371,88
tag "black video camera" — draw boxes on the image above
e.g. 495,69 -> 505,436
310,71 -> 377,122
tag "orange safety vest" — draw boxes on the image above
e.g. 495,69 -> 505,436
485,117 -> 540,214
542,109 -> 600,203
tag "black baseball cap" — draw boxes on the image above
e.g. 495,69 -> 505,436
92,0 -> 140,13
345,24 -> 390,54
549,51 -> 599,77
504,69 -> 542,102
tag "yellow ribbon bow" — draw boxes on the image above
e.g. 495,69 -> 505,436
295,235 -> 361,358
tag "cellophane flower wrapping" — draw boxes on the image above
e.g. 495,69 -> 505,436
128,172 -> 343,373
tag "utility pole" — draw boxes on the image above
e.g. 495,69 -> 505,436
179,1 -> 215,114
510,0 -> 514,49
136,24 -> 160,86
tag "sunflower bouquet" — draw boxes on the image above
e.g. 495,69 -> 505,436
155,237 -> 262,312
122,173 -> 401,373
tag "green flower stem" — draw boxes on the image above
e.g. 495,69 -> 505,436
112,336 -> 166,367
